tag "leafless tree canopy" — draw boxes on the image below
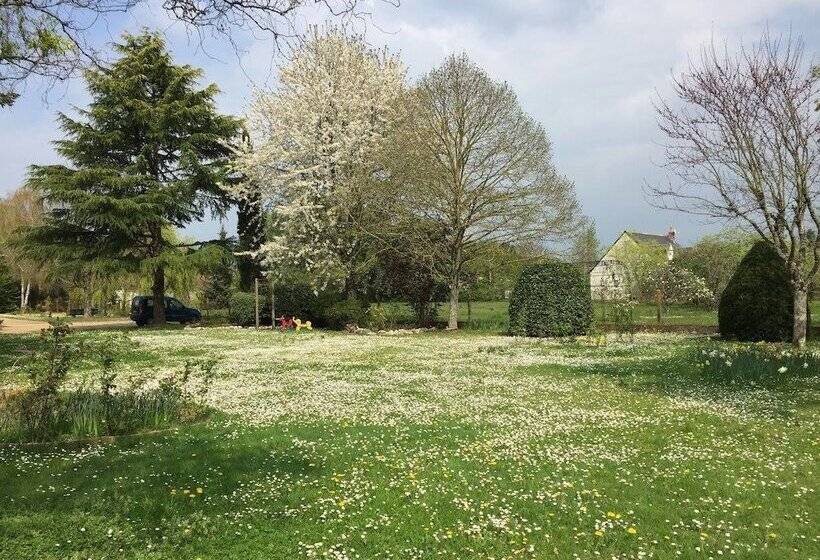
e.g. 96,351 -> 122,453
384,53 -> 581,328
650,33 -> 819,345
0,0 -> 385,105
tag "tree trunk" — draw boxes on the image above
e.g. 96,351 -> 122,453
83,291 -> 92,317
793,285 -> 808,349
655,290 -> 662,325
20,278 -> 25,312
447,284 -> 459,330
152,266 -> 166,325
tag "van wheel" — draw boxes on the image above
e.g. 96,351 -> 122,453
135,320 -> 146,327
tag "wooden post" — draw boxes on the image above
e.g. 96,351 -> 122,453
655,289 -> 662,325
254,278 -> 260,328
270,280 -> 276,329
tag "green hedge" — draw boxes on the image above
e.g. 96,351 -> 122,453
228,283 -> 341,327
228,291 -> 270,327
719,241 -> 810,342
508,260 -> 592,337
323,297 -> 368,329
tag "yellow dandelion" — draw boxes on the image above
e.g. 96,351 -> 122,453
627,527 -> 637,535
607,511 -> 617,519
594,530 -> 604,537
768,533 -> 777,539
196,487 -> 203,494
183,488 -> 190,494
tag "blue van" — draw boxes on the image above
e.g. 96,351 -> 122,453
130,296 -> 201,327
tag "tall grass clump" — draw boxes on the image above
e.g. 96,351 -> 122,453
693,341 -> 820,385
0,322 -> 215,443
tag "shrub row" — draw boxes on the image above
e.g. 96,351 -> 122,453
229,283 -> 367,328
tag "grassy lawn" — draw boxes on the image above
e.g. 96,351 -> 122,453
433,300 -> 820,331
1,328 -> 818,559
433,301 -> 717,330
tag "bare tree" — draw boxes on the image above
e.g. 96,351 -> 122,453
385,54 -> 582,329
650,33 -> 819,347
1,0 -> 387,106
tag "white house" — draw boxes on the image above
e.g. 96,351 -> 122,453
589,229 -> 678,300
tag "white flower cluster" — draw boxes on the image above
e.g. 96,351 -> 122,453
233,29 -> 406,288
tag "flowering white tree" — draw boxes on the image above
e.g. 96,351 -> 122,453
234,28 -> 405,292
646,263 -> 713,324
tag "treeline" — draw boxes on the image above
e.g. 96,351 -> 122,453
1,29 -> 581,328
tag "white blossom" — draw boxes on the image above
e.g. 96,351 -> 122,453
233,28 -> 406,288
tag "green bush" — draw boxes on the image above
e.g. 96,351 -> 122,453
324,297 -> 368,329
0,326 -> 211,443
0,261 -> 16,313
508,260 -> 592,337
718,241 -> 810,342
228,291 -> 269,327
228,284 -> 342,327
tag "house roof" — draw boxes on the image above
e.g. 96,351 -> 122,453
624,231 -> 679,247
588,230 -> 679,274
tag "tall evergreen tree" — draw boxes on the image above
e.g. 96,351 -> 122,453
201,224 -> 235,310
23,31 -> 241,324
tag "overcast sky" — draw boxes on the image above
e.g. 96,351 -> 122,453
1,0 -> 818,247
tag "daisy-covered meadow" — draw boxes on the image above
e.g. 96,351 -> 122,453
0,328 -> 818,559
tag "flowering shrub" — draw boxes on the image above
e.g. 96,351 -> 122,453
645,263 -> 713,306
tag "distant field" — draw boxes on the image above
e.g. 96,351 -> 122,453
430,300 -> 820,331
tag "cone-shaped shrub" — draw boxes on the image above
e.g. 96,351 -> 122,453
509,260 -> 592,337
718,241 -> 810,342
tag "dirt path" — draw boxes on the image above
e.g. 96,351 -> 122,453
0,317 -> 135,335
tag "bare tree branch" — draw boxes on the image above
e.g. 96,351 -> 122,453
648,31 -> 819,346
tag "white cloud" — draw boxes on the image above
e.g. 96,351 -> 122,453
1,0 -> 818,244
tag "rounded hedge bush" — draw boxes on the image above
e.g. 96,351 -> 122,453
509,260 -> 592,337
718,241 -> 810,342
228,291 -> 270,327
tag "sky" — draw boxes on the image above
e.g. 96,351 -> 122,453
1,0 -> 818,247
